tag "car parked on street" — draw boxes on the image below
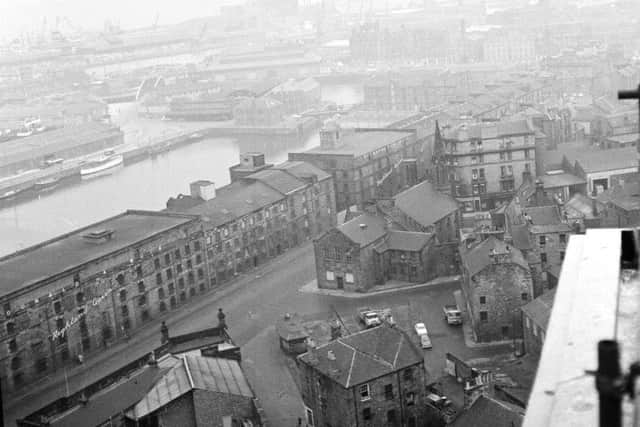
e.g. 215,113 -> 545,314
414,322 -> 432,349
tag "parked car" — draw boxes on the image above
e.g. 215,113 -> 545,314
443,304 -> 462,325
414,322 -> 432,349
358,307 -> 382,328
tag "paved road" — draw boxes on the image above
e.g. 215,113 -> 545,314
4,240 -> 511,426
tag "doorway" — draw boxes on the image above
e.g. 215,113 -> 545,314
336,276 -> 344,289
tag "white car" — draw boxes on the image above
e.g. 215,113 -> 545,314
415,322 -> 432,349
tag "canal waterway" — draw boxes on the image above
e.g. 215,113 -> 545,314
0,84 -> 362,257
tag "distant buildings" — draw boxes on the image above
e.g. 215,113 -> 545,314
482,29 -> 537,65
233,96 -> 284,126
459,237 -> 534,343
289,125 -> 424,211
433,119 -> 536,213
596,178 -> 640,228
268,77 -> 321,114
297,325 -> 428,427
313,213 -> 439,292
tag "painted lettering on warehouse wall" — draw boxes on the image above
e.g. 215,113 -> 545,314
51,286 -> 115,340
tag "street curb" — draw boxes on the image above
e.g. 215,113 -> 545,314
299,276 -> 461,298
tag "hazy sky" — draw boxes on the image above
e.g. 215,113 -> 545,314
0,0 -> 244,41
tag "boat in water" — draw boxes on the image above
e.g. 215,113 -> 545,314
34,176 -> 60,191
80,153 -> 124,178
0,189 -> 18,201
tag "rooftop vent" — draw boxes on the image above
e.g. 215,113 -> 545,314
82,229 -> 115,243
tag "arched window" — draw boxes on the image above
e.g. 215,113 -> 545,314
116,274 -> 125,286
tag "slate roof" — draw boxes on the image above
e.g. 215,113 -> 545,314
597,179 -> 640,211
182,180 -> 284,226
394,181 -> 459,227
523,206 -> 572,234
573,146 -> 638,173
510,224 -> 532,251
244,169 -> 306,195
275,160 -> 331,181
301,130 -> 413,157
0,211 -> 195,298
565,193 -> 598,219
451,395 -> 524,427
129,355 -> 254,420
297,325 -> 423,388
460,236 -> 529,278
521,289 -> 557,331
338,213 -> 388,247
375,231 -> 434,253
445,119 -> 534,141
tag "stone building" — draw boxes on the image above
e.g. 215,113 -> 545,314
168,158 -> 336,283
521,289 -> 556,360
267,77 -> 320,114
289,125 -> 424,211
297,324 -> 428,427
596,177 -> 640,228
459,236 -> 534,343
313,213 -> 438,292
232,96 -> 284,126
0,210 -> 205,391
432,119 -> 536,213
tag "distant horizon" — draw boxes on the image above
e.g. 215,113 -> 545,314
0,0 -> 247,42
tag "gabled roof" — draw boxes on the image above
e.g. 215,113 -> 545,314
129,355 -> 254,420
451,395 -> 524,427
244,168 -> 306,195
375,231 -> 434,253
394,181 -> 459,227
297,325 -> 423,388
521,289 -> 557,331
565,193 -> 598,219
460,236 -> 529,278
337,213 -> 387,247
596,178 -> 640,212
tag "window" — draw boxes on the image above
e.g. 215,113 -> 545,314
525,163 -> 531,173
136,266 -> 143,278
121,305 -> 129,316
187,259 -> 193,269
362,408 -> 372,420
185,244 -> 191,255
176,263 -> 183,273
188,272 -> 195,284
525,149 -> 531,159
525,317 -> 531,329
403,367 -> 413,381
190,288 -> 196,297
384,384 -> 394,400
164,253 -> 171,265
168,283 -> 175,294
76,292 -> 84,305
159,301 -> 167,312
326,271 -> 335,281
178,278 -> 185,289
196,254 -> 202,264
539,235 -> 546,246
501,166 -> 506,176
155,272 -> 162,285
154,258 -> 161,269
138,295 -> 146,306
479,296 -> 486,305
194,240 -> 201,251
541,253 -> 547,263
406,392 -> 415,406
521,293 -> 528,301
508,165 -> 513,175
480,311 -> 488,322
119,290 -> 127,302
387,409 -> 396,422
560,251 -> 565,260
53,300 -> 62,314
180,292 -> 186,302
559,234 -> 567,244
345,273 -> 354,283
8,339 -> 17,353
502,326 -> 510,337
174,249 -> 181,259
158,288 -> 165,299
359,384 -> 370,401
305,407 -> 314,427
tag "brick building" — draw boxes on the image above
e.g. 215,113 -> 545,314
459,236 -> 534,343
313,213 -> 439,292
289,125 -> 424,211
521,289 -> 556,360
297,325 -> 428,427
168,158 -> 336,283
0,210 -> 205,391
433,119 -> 537,213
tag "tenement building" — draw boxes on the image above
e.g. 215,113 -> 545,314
289,124 -> 425,211
297,324 -> 428,427
167,157 -> 336,283
313,213 -> 439,292
0,210 -> 204,390
459,236 -> 534,343
433,119 -> 536,213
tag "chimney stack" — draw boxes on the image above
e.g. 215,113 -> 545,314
534,179 -> 545,206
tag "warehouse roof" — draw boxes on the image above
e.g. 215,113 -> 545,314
301,130 -> 414,157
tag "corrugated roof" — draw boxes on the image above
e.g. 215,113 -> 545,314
394,181 -> 459,227
521,289 -> 557,330
460,236 -> 529,278
244,169 -> 306,195
338,213 -> 387,247
297,325 -> 423,388
131,356 -> 254,419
